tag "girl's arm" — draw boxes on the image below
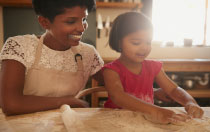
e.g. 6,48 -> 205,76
153,88 -> 173,102
155,68 -> 204,118
103,68 -> 189,124
0,60 -> 88,116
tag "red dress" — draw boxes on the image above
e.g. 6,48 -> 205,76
103,59 -> 162,108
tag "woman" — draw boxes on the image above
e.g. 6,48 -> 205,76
0,0 -> 104,115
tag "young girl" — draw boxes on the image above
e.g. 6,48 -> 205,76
0,0 -> 104,115
102,12 -> 204,124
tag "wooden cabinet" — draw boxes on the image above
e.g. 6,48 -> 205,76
91,59 -> 210,107
96,2 -> 142,9
0,0 -> 32,7
0,1 -> 143,8
160,59 -> 210,98
102,58 -> 210,72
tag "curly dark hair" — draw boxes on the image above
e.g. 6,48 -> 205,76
109,12 -> 153,52
32,0 -> 95,22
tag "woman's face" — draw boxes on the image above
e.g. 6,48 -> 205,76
46,6 -> 88,49
120,30 -> 152,63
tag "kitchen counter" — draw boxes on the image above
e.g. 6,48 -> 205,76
0,107 -> 210,132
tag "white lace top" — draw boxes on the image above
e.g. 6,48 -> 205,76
0,34 -> 104,82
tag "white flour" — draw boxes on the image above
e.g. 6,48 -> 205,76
61,107 -> 210,132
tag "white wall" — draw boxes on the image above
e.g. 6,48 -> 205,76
0,6 -> 3,49
97,39 -> 210,59
148,46 -> 210,59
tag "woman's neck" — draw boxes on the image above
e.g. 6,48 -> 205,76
42,33 -> 71,51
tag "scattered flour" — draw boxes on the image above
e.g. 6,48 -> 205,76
60,106 -> 210,132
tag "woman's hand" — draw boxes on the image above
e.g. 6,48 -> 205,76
144,107 -> 190,124
154,88 -> 173,102
69,98 -> 89,108
65,96 -> 89,108
185,102 -> 204,118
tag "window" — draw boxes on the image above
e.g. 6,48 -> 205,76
152,0 -> 209,46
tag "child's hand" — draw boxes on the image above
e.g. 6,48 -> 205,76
144,107 -> 190,124
185,103 -> 204,118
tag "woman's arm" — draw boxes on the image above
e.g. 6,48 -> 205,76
103,68 -> 188,124
0,60 -> 88,116
155,68 -> 204,118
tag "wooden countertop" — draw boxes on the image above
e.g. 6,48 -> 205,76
102,58 -> 210,72
0,107 -> 210,132
103,58 -> 210,62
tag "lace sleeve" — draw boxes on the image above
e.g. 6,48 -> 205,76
90,48 -> 104,75
0,37 -> 26,67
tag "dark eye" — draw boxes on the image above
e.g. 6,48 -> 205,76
132,42 -> 140,45
66,21 -> 75,24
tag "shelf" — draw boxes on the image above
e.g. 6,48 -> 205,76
92,89 -> 210,98
96,2 -> 142,9
0,0 -> 32,7
102,58 -> 210,72
0,1 -> 143,9
186,89 -> 210,98
158,59 -> 210,72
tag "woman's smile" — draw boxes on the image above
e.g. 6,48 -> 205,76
68,34 -> 82,41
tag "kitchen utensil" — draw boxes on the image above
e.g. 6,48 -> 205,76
183,80 -> 194,89
97,13 -> 103,38
60,104 -> 82,132
171,74 -> 178,81
184,38 -> 192,47
198,73 -> 209,86
105,16 -> 110,37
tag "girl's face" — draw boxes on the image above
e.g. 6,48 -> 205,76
120,30 -> 152,63
46,6 -> 88,49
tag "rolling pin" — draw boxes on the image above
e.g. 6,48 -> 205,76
60,104 -> 83,132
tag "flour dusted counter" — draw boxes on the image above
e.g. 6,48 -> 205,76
0,107 -> 210,132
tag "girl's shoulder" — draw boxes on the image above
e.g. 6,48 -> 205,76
104,59 -> 118,67
103,59 -> 122,73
